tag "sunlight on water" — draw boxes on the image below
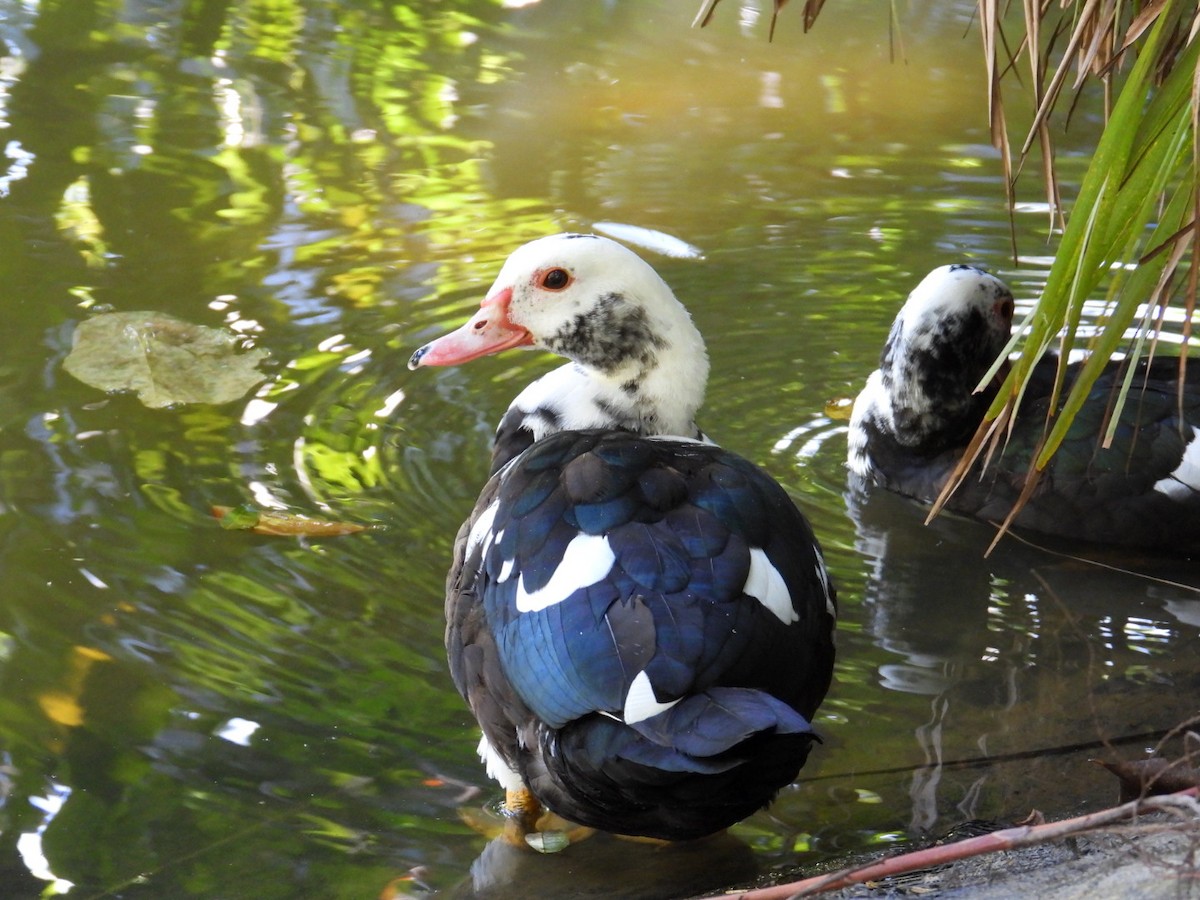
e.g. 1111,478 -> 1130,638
18,783 -> 74,895
215,716 -> 262,745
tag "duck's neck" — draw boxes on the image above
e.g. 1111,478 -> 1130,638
603,313 -> 710,436
491,321 -> 709,472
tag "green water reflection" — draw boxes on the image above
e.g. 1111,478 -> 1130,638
0,1 -> 1196,897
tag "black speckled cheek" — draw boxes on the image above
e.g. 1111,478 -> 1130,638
545,292 -> 667,373
903,307 -> 991,398
886,304 -> 1006,451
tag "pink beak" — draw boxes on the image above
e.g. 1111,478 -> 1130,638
408,288 -> 533,369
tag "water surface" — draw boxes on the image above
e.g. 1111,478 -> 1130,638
0,1 -> 1196,897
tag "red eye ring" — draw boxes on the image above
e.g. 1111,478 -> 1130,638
540,268 -> 571,291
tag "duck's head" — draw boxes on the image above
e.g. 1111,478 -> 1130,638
849,264 -> 1016,463
882,264 -> 1015,380
409,233 -> 704,376
409,234 -> 709,440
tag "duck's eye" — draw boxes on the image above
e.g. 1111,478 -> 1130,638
540,268 -> 571,291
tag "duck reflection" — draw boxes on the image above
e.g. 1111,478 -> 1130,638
847,478 -> 1200,687
844,479 -> 1200,832
847,482 -> 1004,696
444,829 -> 756,900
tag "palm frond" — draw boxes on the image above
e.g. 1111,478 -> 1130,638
697,0 -> 1199,545
961,1 -> 1199,545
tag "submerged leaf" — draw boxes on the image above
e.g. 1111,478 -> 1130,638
212,504 -> 367,537
63,311 -> 268,408
212,505 -> 264,531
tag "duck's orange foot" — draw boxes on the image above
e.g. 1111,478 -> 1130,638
502,786 -> 542,832
506,787 -> 595,851
458,787 -> 593,852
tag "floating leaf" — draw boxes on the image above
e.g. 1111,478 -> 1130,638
211,504 -> 367,537
63,311 -> 269,408
824,396 -> 855,420
591,222 -> 705,259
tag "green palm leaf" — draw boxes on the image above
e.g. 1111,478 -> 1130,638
699,0 -> 1198,543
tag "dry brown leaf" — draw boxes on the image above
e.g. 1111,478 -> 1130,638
1094,757 -> 1200,802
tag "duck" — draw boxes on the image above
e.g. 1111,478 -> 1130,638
847,264 -> 1200,553
408,233 -> 836,842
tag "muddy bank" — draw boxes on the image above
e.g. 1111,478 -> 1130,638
697,802 -> 1199,900
827,821 -> 1199,899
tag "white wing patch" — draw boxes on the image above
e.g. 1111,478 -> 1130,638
623,670 -> 682,724
515,533 -> 615,612
647,434 -> 710,446
476,734 -> 523,790
466,501 -> 498,558
1153,426 -> 1200,500
497,556 -> 515,583
745,547 -> 797,624
815,551 -> 836,619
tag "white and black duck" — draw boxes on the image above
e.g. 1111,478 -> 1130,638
409,234 -> 836,841
848,264 -> 1200,552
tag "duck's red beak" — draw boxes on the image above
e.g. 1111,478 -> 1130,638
408,288 -> 533,369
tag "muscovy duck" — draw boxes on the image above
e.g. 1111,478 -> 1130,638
409,234 -> 836,841
848,264 -> 1200,552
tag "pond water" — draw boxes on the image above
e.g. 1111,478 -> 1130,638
0,1 -> 1197,897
